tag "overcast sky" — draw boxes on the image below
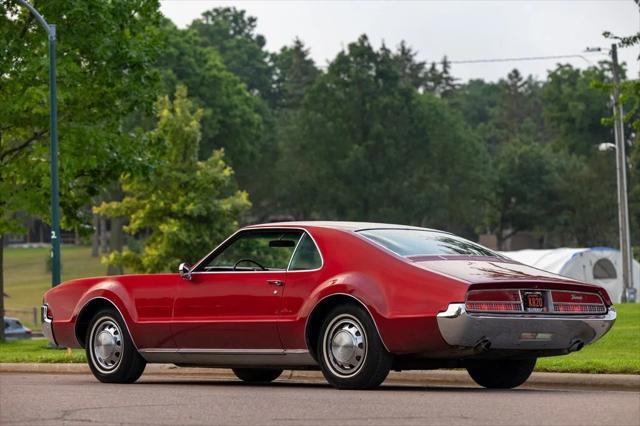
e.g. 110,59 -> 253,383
160,0 -> 639,82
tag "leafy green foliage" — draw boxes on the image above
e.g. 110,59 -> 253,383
157,19 -> 262,171
275,36 -> 488,234
189,7 -> 274,102
0,0 -> 163,235
95,87 -> 250,272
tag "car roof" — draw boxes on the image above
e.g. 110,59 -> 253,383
245,221 -> 449,234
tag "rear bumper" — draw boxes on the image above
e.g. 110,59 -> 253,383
436,303 -> 616,352
41,304 -> 57,346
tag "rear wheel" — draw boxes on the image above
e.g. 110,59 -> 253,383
466,358 -> 536,389
317,305 -> 391,390
86,308 -> 146,383
232,368 -> 283,383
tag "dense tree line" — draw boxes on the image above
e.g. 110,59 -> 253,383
1,2 -> 638,278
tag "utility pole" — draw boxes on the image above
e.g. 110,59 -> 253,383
610,43 -> 633,303
16,0 -> 61,287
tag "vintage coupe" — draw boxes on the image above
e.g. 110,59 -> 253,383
42,222 -> 616,389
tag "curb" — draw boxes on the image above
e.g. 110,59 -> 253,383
1,363 -> 638,390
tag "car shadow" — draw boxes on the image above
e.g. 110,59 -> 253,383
127,378 -> 571,393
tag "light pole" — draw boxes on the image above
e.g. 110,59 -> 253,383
588,44 -> 634,302
610,44 -> 633,303
16,0 -> 61,287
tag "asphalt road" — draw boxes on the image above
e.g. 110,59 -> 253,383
1,373 -> 639,426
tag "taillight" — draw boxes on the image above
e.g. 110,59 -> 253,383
465,290 -> 523,313
550,291 -> 606,314
465,288 -> 608,314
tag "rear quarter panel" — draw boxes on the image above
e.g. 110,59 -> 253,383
281,227 -> 469,354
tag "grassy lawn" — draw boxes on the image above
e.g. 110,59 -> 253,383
536,304 -> 640,374
4,246 -> 107,329
0,339 -> 85,363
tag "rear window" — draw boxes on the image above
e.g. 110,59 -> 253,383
358,229 -> 499,258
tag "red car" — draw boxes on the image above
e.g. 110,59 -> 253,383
42,222 -> 616,389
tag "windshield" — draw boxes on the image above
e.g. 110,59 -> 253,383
358,229 -> 500,258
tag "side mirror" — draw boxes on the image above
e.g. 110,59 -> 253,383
178,262 -> 192,281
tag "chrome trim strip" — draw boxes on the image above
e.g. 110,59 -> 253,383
304,293 -> 390,352
286,233 -> 305,271
191,227 -> 325,274
436,303 -> 465,318
139,348 -> 309,355
137,348 -> 316,366
41,304 -> 56,346
75,296 -> 140,351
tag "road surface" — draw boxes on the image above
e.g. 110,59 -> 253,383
1,373 -> 638,426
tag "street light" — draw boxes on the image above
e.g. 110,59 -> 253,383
587,44 -> 634,303
15,0 -> 61,287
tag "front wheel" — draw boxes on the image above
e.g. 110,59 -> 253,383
232,368 -> 283,383
318,305 -> 392,390
466,358 -> 537,389
86,308 -> 146,383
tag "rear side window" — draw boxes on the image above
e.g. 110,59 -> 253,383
358,228 -> 499,258
289,233 -> 323,270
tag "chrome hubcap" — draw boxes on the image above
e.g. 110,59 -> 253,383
91,318 -> 123,373
324,314 -> 367,377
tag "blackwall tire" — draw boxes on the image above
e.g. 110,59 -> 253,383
86,308 -> 146,383
317,304 -> 391,390
466,358 -> 537,389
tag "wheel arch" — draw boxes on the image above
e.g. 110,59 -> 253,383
304,293 -> 390,361
75,297 -> 137,349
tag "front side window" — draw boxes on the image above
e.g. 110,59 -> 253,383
202,230 -> 302,271
358,228 -> 500,258
289,233 -> 323,270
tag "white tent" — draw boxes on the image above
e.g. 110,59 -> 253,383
499,247 -> 639,304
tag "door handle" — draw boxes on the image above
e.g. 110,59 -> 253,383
267,279 -> 284,286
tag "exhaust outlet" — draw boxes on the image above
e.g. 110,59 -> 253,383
568,340 -> 584,353
474,338 -> 492,353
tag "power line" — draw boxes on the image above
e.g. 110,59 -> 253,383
447,53 -> 603,66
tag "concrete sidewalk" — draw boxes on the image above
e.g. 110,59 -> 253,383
2,363 -> 638,390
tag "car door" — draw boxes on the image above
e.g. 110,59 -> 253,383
171,229 -> 303,350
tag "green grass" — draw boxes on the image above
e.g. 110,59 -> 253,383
4,246 -> 107,329
536,304 -> 640,374
0,338 -> 85,363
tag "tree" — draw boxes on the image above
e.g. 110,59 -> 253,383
485,141 -> 559,249
157,19 -> 262,173
279,36 -> 489,234
271,39 -> 320,111
0,0 -> 163,340
270,39 -> 321,217
95,87 -> 250,272
542,63 -> 612,156
189,7 -> 274,102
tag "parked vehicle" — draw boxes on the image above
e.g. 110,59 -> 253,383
4,317 -> 32,340
42,222 -> 616,389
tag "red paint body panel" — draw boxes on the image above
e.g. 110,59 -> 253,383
42,221 -> 613,357
172,272 -> 285,349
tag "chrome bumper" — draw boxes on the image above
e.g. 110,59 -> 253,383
41,304 -> 57,346
436,303 -> 616,351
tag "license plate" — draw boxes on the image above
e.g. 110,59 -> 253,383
522,291 -> 545,312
